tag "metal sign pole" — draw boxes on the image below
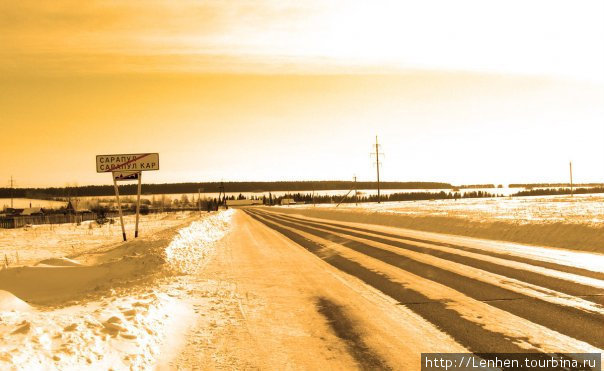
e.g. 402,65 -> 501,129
135,171 -> 142,238
112,173 -> 127,242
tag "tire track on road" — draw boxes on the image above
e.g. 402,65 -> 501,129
315,297 -> 392,371
267,210 -> 604,280
244,210 -> 561,358
270,212 -> 604,303
248,210 -> 604,350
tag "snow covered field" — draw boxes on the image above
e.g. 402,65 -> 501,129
275,194 -> 604,252
0,210 -> 234,370
0,212 -> 197,267
288,193 -> 604,225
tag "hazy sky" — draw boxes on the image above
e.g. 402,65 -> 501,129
1,0 -> 603,187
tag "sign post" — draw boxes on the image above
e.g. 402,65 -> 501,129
135,172 -> 142,238
112,175 -> 127,241
96,153 -> 159,242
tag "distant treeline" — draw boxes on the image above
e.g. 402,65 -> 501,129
455,184 -> 498,189
0,181 -> 452,198
511,187 -> 604,197
270,190 -> 500,205
509,183 -> 604,188
264,186 -> 603,205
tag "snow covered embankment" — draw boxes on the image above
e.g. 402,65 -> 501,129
273,206 -> 604,253
0,209 -> 234,370
164,209 -> 234,275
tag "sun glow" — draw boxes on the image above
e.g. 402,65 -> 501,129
1,0 -> 603,186
2,0 -> 603,81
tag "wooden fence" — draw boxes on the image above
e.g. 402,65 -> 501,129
0,207 -> 204,229
0,213 -> 100,229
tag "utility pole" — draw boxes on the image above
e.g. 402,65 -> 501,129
569,161 -> 574,197
218,181 -> 226,209
198,187 -> 204,215
354,175 -> 358,205
9,176 -> 15,209
336,175 -> 358,207
371,136 -> 384,203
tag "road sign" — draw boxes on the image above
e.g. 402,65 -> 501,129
113,171 -> 140,181
96,153 -> 159,173
96,153 -> 159,242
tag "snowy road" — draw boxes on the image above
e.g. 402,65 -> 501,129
166,208 -> 604,370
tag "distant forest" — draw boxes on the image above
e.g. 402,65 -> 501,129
510,187 -> 604,197
263,187 -> 604,205
2,181 -> 603,203
509,183 -> 604,188
0,181 -> 452,199
273,190 -> 499,205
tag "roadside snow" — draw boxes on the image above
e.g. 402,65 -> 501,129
165,209 -> 234,274
0,210 -> 234,370
274,194 -> 604,253
0,290 -> 184,370
0,212 -> 198,267
282,194 -> 604,226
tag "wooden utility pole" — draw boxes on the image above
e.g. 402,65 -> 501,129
569,161 -> 574,197
376,137 -> 380,202
9,176 -> 15,209
371,136 -> 383,203
354,175 -> 358,205
336,176 -> 358,207
218,181 -> 226,209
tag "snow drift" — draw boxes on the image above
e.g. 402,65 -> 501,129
164,209 -> 234,274
0,209 -> 234,370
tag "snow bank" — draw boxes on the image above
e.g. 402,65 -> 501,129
273,204 -> 604,253
164,209 -> 234,274
36,257 -> 82,267
0,211 -> 198,267
0,290 -> 185,370
0,290 -> 31,312
0,210 -> 235,370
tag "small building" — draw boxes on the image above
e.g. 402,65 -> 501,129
225,199 -> 263,207
65,200 -> 91,215
280,198 -> 296,205
3,208 -> 22,216
20,207 -> 44,216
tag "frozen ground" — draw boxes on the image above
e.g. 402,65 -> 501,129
0,210 -> 234,370
0,212 -> 197,267
275,194 -> 604,252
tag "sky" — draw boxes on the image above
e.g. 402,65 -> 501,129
1,0 -> 603,187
